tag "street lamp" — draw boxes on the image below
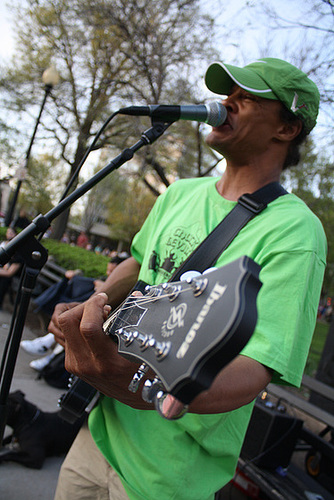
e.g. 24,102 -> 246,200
4,66 -> 60,227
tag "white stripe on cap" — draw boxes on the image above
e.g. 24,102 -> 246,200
221,64 -> 274,94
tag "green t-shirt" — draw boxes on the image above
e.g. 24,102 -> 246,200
89,177 -> 326,500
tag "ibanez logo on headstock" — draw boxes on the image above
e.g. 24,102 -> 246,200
176,282 -> 227,359
161,303 -> 188,338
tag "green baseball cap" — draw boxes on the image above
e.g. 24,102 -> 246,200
205,57 -> 320,133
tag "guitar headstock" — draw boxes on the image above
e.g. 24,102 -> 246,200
104,256 -> 262,413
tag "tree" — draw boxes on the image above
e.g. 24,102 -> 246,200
0,0 -> 219,239
254,0 -> 334,131
282,140 -> 334,295
18,153 -> 64,217
80,163 -> 124,236
103,169 -> 157,243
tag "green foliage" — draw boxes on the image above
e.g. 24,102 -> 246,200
18,154 -> 64,216
104,171 -> 156,242
42,239 -> 109,277
282,140 -> 334,295
0,227 -> 109,277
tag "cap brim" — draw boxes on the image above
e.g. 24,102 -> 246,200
205,62 -> 277,99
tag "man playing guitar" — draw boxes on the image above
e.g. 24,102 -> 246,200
50,58 -> 326,500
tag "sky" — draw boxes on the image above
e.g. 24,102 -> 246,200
0,0 -> 332,150
0,0 -> 323,63
1,0 -> 330,98
0,0 -> 332,213
0,1 -> 14,61
0,1 -> 330,76
1,1 -> 330,124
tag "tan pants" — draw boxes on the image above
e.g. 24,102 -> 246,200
54,421 -> 129,500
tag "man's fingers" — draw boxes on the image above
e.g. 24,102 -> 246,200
58,293 -> 110,352
48,302 -> 82,345
58,293 -> 115,378
79,293 -> 110,339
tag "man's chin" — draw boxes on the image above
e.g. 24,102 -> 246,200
206,127 -> 232,153
205,136 -> 227,156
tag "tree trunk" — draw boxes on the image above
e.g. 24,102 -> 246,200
51,208 -> 71,240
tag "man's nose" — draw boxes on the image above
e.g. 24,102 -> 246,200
222,95 -> 238,113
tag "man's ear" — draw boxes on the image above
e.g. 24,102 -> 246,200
275,119 -> 303,143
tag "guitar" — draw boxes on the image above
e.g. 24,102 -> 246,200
58,256 -> 262,423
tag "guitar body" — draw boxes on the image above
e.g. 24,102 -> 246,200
59,256 -> 262,421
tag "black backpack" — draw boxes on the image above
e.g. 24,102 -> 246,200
38,350 -> 70,389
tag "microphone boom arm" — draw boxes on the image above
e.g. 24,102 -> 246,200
0,119 -> 173,443
0,120 -> 173,266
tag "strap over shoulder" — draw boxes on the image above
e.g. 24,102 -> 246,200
171,182 -> 287,281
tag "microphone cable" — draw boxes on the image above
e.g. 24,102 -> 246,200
59,110 -> 120,202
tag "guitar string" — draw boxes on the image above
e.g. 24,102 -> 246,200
103,284 -> 197,331
108,285 -> 196,314
103,286 -> 194,329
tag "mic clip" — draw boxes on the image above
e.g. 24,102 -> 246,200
141,121 -> 174,144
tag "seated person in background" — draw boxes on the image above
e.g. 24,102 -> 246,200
93,252 -> 130,293
13,208 -> 30,230
0,227 -> 23,310
20,252 -> 130,371
32,252 -> 129,317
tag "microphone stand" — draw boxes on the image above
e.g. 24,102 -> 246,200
0,120 -> 173,441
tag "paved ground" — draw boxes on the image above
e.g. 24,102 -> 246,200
1,297 -> 333,500
0,301 -> 64,500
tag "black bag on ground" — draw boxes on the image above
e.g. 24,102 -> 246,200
38,350 -> 70,389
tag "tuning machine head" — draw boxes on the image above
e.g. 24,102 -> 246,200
155,391 -> 189,420
140,377 -> 188,420
142,376 -> 163,403
128,363 -> 149,393
161,282 -> 182,301
144,284 -> 161,298
188,276 -> 208,296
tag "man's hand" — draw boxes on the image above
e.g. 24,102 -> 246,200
52,293 -> 155,409
49,301 -> 82,347
49,287 -> 272,415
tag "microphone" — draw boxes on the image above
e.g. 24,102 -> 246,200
118,102 -> 227,127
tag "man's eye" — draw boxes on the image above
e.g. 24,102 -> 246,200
243,93 -> 257,101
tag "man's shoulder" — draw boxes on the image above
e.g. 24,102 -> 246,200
275,192 -> 322,224
267,193 -> 327,255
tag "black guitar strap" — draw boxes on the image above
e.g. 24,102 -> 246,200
170,181 -> 287,281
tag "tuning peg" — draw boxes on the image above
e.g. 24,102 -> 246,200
154,391 -> 189,420
180,270 -> 201,281
161,283 -> 173,293
160,283 -> 181,301
189,277 -> 208,296
116,328 -> 137,346
128,363 -> 149,393
142,376 -> 163,403
116,328 -> 148,349
144,285 -> 160,297
146,337 -> 171,359
164,283 -> 176,300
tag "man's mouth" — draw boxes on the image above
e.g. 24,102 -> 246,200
214,118 -> 232,131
